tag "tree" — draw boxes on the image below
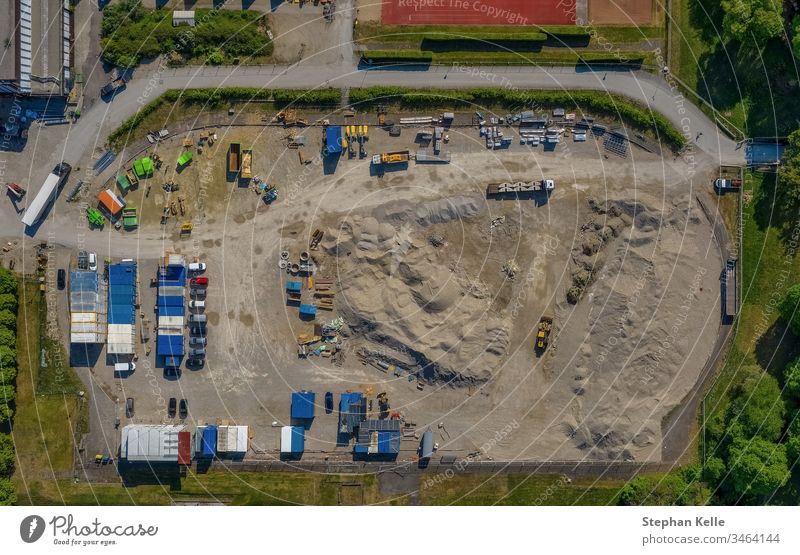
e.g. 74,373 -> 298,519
726,369 -> 785,442
0,329 -> 14,349
781,134 -> 800,214
0,433 -> 14,476
793,17 -> 800,59
785,359 -> 800,401
780,284 -> 800,335
0,476 -> 16,505
0,269 -> 16,295
703,456 -> 727,485
0,346 -> 14,372
721,0 -> 784,44
728,437 -> 790,497
0,294 -> 16,312
0,310 -> 15,330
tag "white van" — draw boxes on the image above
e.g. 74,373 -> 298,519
189,300 -> 205,309
114,362 -> 135,372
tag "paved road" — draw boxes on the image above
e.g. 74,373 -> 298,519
57,63 -> 743,169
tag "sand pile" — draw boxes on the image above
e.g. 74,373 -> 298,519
549,192 -> 718,461
321,195 -> 512,384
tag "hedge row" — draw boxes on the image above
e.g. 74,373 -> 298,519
0,267 -> 18,506
348,87 -> 686,149
362,50 -> 433,64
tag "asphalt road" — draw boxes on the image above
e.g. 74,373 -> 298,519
57,62 -> 743,171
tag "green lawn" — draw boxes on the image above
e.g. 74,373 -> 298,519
21,471 -> 622,506
12,281 -> 84,503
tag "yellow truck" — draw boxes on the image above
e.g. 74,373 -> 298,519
371,150 -> 410,166
535,316 -> 553,352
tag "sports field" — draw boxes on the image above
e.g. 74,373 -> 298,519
381,0 -> 575,26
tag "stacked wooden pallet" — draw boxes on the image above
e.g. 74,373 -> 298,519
314,277 -> 335,310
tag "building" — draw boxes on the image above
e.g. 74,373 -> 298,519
157,254 -> 186,367
291,391 -> 315,420
172,10 -> 196,27
216,425 -> 248,455
107,262 -> 136,355
120,424 -> 186,462
338,392 -> 366,435
0,0 -> 71,95
69,270 -> 106,344
353,419 -> 401,458
280,426 -> 305,454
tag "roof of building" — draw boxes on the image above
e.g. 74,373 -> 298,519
108,263 -> 136,325
69,270 -> 105,344
217,425 -> 248,453
339,392 -> 366,435
291,391 -> 316,419
121,424 -> 186,462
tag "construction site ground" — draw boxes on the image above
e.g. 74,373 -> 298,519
1,110 -> 724,466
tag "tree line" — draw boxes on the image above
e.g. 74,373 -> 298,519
0,268 -> 18,505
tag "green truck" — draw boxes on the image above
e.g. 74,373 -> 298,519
86,207 -> 104,228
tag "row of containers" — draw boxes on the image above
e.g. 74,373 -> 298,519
281,391 -> 435,460
120,424 -> 248,464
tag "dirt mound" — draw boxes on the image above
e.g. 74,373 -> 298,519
320,196 -> 518,385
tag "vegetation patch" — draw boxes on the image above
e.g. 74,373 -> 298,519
101,1 -> 272,68
361,50 -> 434,64
0,268 -> 17,505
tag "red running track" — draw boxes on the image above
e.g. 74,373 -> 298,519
381,0 -> 576,26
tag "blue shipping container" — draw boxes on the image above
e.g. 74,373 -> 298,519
201,426 -> 217,457
291,391 -> 315,419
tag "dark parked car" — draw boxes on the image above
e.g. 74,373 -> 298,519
53,162 -> 72,177
325,392 -> 333,413
186,357 -> 204,369
125,397 -> 134,418
57,269 -> 66,289
168,397 -> 177,418
179,399 -> 188,419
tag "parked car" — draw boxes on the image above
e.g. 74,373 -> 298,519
189,348 -> 206,357
190,326 -> 206,335
188,262 -> 206,272
186,357 -> 204,369
189,300 -> 205,309
54,162 -> 72,177
189,314 -> 207,324
114,362 -> 135,372
168,397 -> 177,418
189,336 -> 207,346
77,250 -> 89,270
125,397 -> 134,418
88,252 -> 97,271
190,276 -> 209,287
325,391 -> 333,413
57,269 -> 66,289
179,399 -> 188,419
190,288 -> 207,297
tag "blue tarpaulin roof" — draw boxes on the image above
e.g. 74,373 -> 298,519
108,263 -> 136,325
299,304 -> 317,316
286,281 -> 302,292
157,295 -> 184,307
201,426 -> 217,457
157,334 -> 184,356
158,305 -> 184,317
325,127 -> 342,154
159,264 -> 186,285
291,391 -> 316,419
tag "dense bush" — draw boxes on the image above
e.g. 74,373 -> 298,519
0,270 -> 17,295
725,369 -> 785,442
101,7 -> 272,68
0,311 -> 14,330
0,434 -> 13,476
727,437 -> 790,497
619,465 -> 710,505
272,89 -> 342,106
0,294 -> 16,312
